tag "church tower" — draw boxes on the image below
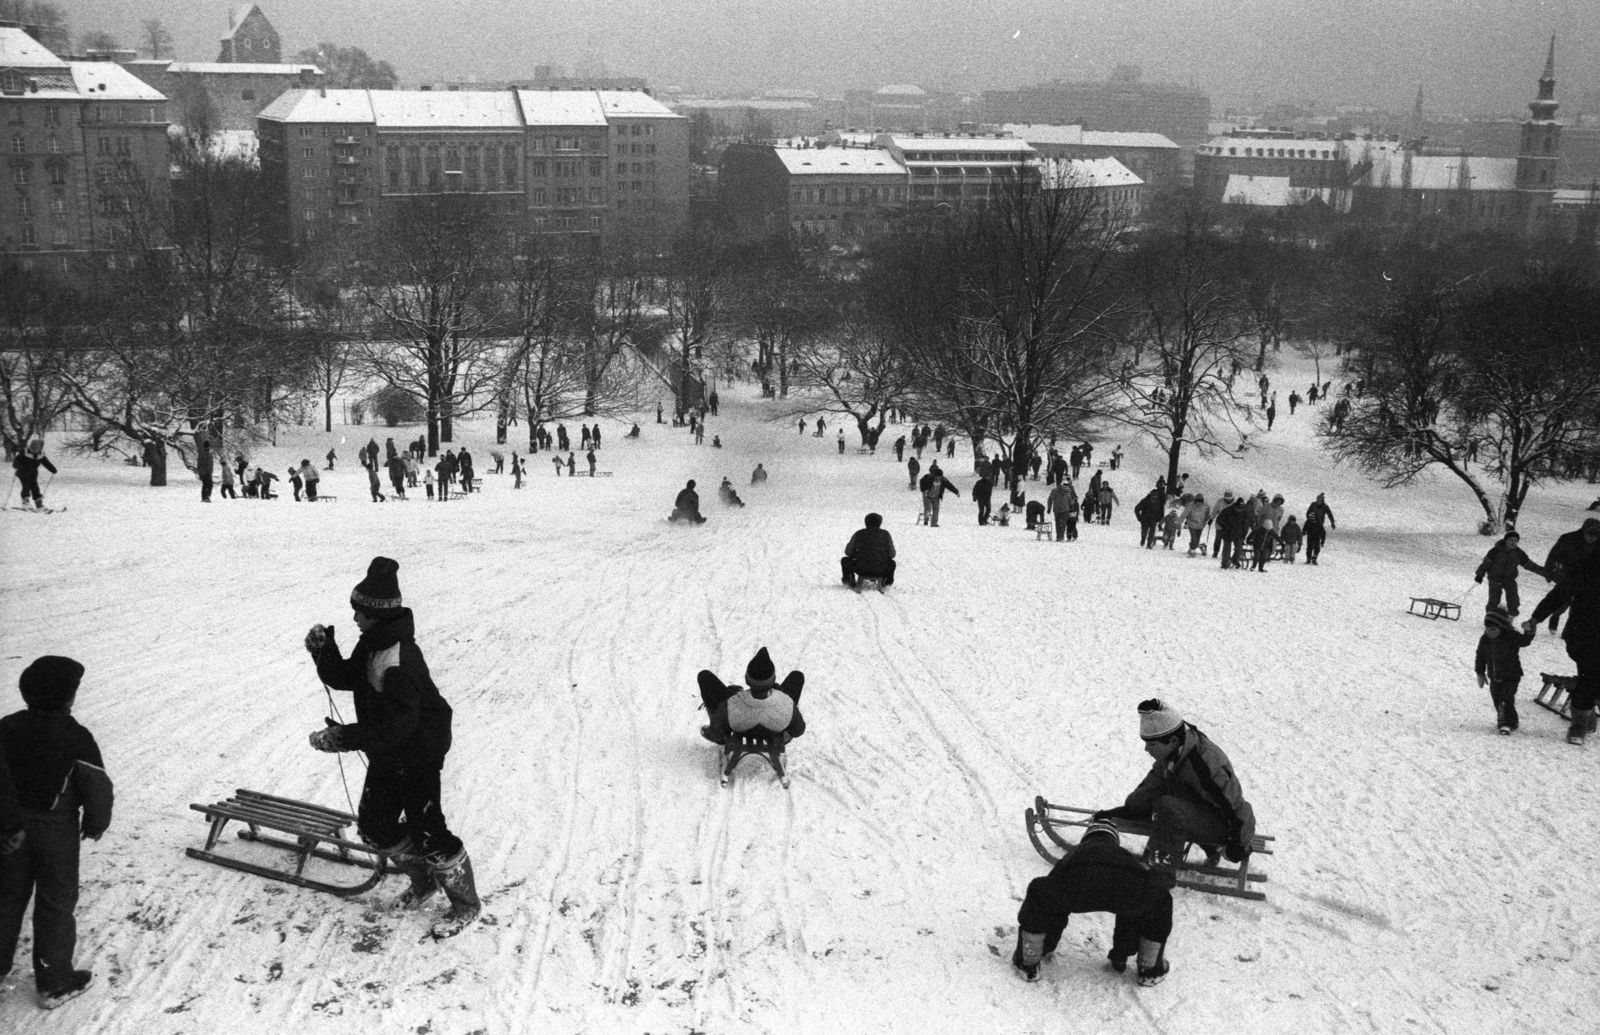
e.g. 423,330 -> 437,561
1515,38 -> 1560,196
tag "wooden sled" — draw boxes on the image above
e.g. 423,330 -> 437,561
853,575 -> 888,594
722,732 -> 791,789
1408,597 -> 1461,621
1535,672 -> 1576,720
187,788 -> 388,897
1025,796 -> 1273,902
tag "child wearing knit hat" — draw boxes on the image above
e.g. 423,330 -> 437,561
696,647 -> 807,745
1475,607 -> 1536,734
0,656 -> 113,1008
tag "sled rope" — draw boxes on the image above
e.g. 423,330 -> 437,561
321,680 -> 366,818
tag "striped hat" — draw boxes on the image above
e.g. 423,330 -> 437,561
351,556 -> 403,617
1081,818 -> 1120,846
1138,698 -> 1184,740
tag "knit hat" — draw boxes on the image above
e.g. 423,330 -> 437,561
1081,818 -> 1120,847
1484,608 -> 1515,631
1138,698 -> 1184,740
1222,490 -> 1234,500
1584,518 -> 1600,532
351,556 -> 403,617
745,647 -> 776,690
19,655 -> 84,711
865,512 -> 883,528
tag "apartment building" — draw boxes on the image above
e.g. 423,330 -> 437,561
718,144 -> 906,240
1002,123 -> 1180,193
857,133 -> 1037,210
0,27 -> 169,278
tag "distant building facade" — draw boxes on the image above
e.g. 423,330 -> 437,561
257,87 -> 687,249
124,60 -> 322,140
0,28 -> 169,277
717,144 -> 906,240
1040,157 -> 1146,222
983,72 -> 1211,154
217,4 -> 281,64
1002,123 -> 1180,193
830,132 -> 1037,210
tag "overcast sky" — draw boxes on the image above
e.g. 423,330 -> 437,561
65,0 -> 1599,114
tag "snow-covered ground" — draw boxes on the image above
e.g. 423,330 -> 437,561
1,354 -> 1596,1035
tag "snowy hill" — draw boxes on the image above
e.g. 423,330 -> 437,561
1,353 -> 1596,1034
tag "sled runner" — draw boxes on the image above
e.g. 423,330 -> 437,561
1407,597 -> 1461,621
1025,797 -> 1273,902
721,732 -> 790,789
187,788 -> 388,897
854,575 -> 888,594
1535,672 -> 1576,720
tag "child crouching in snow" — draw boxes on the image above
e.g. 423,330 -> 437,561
1475,608 -> 1535,734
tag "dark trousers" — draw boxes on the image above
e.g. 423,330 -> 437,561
200,473 -> 213,501
356,761 -> 462,865
1305,523 -> 1326,563
1486,579 -> 1520,616
1065,516 -> 1078,540
1054,512 -> 1068,541
1017,879 -> 1173,960
1149,794 -> 1233,861
697,670 -> 806,741
1219,536 -> 1241,569
1140,520 -> 1158,548
841,557 -> 896,586
219,483 -> 237,499
0,809 -> 81,990
17,473 -> 42,505
1568,640 -> 1600,713
305,481 -> 318,501
1250,530 -> 1274,571
1488,678 -> 1521,729
977,498 -> 991,525
1188,526 -> 1204,551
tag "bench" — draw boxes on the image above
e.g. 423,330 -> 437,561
187,788 -> 387,897
1408,597 -> 1461,621
722,732 -> 791,789
1026,797 -> 1273,902
1536,672 -> 1576,719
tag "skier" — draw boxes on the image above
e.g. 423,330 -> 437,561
1094,699 -> 1256,882
1476,608 -> 1535,734
1011,819 -> 1173,987
11,438 -> 56,511
841,512 -> 896,588
669,480 -> 706,525
697,647 -> 805,745
304,558 -> 480,939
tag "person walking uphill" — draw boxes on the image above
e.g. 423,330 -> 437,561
1476,608 -> 1535,734
1528,541 -> 1600,745
919,465 -> 960,527
304,558 -> 480,939
1475,531 -> 1545,616
1011,819 -> 1174,987
1303,493 -> 1336,565
0,656 -> 114,1009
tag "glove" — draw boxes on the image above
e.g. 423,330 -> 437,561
1224,839 -> 1250,864
305,624 -> 334,654
1474,575 -> 1484,584
1477,674 -> 1487,688
309,724 -> 347,752
1,827 -> 23,855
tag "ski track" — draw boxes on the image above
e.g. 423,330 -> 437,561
4,355 -> 1600,1033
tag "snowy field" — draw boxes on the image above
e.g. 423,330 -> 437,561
1,354 -> 1597,1035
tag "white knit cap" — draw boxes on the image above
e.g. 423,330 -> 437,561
1138,699 -> 1184,740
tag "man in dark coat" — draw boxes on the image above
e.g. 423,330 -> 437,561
1541,519 -> 1600,630
1529,544 -> 1600,744
1303,493 -> 1336,564
1135,488 -> 1163,549
841,512 -> 896,587
196,435 -> 214,502
972,475 -> 994,525
1012,819 -> 1173,987
670,480 -> 706,525
698,647 -> 806,744
1216,497 -> 1249,569
305,558 -> 478,939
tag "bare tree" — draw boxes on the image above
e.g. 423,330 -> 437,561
788,294 -> 911,446
140,18 -> 173,60
726,234 -> 828,399
1115,207 -> 1257,488
0,260 -> 81,456
565,249 -> 647,418
499,243 -> 590,449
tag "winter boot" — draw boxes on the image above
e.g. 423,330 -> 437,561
1136,938 -> 1168,987
387,841 -> 439,908
1106,951 -> 1129,973
1011,930 -> 1045,982
429,850 -> 481,940
37,969 -> 93,1009
1568,708 -> 1594,746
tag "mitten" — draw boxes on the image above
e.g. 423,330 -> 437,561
305,624 -> 335,653
309,724 -> 346,752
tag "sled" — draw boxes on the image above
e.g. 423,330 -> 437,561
1535,672 -> 1576,720
1407,597 -> 1461,621
1025,797 -> 1273,902
721,732 -> 791,789
916,512 -> 929,525
853,575 -> 888,594
316,495 -> 337,503
187,788 -> 388,897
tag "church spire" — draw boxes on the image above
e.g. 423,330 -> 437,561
1530,35 -> 1558,118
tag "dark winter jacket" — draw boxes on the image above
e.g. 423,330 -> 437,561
1027,836 -> 1167,919
1104,725 -> 1256,849
1475,627 -> 1535,683
1545,528 -> 1598,583
12,452 -> 56,483
845,526 -> 896,573
1135,490 -> 1163,525
673,486 -> 702,518
919,471 -> 959,500
973,477 -> 993,504
312,609 -> 454,767
0,709 -> 113,837
1475,541 -> 1545,584
1531,549 -> 1600,650
1216,500 -> 1250,539
0,737 -> 21,841
1304,499 -> 1336,528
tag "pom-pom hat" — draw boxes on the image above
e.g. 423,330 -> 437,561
1484,608 -> 1515,631
1138,698 -> 1184,740
351,556 -> 403,617
745,647 -> 776,690
20,655 -> 83,711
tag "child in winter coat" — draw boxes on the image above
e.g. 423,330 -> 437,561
1474,531 -> 1545,616
0,657 -> 114,1008
1278,516 -> 1303,562
1475,608 -> 1536,733
1161,507 -> 1181,549
424,470 -> 435,499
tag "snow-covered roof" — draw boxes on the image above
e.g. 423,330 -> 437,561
69,63 -> 166,101
1200,134 -> 1344,158
1041,157 -> 1143,190
257,89 -> 375,123
515,90 -> 607,126
882,135 -> 1035,156
596,91 -> 683,119
1003,123 -> 1178,150
228,4 -> 262,32
167,62 -> 321,76
371,90 -> 523,129
1222,175 -> 1335,207
875,84 -> 925,97
774,147 -> 905,176
1360,153 -> 1518,191
1552,188 -> 1600,208
0,26 -> 68,69
672,98 -> 814,112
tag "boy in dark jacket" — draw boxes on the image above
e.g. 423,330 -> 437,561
1475,531 -> 1545,616
1476,608 -> 1535,733
12,438 -> 57,510
841,512 -> 896,587
0,656 -> 113,1008
305,558 -> 479,939
1012,819 -> 1173,986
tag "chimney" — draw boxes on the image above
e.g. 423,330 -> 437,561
298,67 -> 316,89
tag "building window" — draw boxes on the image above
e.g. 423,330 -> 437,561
646,143 -> 655,155
504,146 -> 516,186
589,159 -> 602,177
531,160 -> 546,177
12,164 -> 28,185
47,163 -> 65,185
303,147 -> 315,158
50,194 -> 64,213
588,187 -> 600,203
631,125 -> 641,136
241,90 -> 257,101
301,167 -> 316,179
116,136 -> 131,155
531,188 -> 546,204
616,163 -> 625,175
19,223 -> 34,244
300,127 -> 313,138
52,226 -> 67,245
17,195 -> 32,216
9,134 -> 23,155
43,106 -> 58,127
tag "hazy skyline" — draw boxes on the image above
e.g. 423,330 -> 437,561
66,1 -> 1600,115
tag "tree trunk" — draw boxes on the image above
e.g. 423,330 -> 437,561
146,439 -> 168,487
324,393 -> 333,433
